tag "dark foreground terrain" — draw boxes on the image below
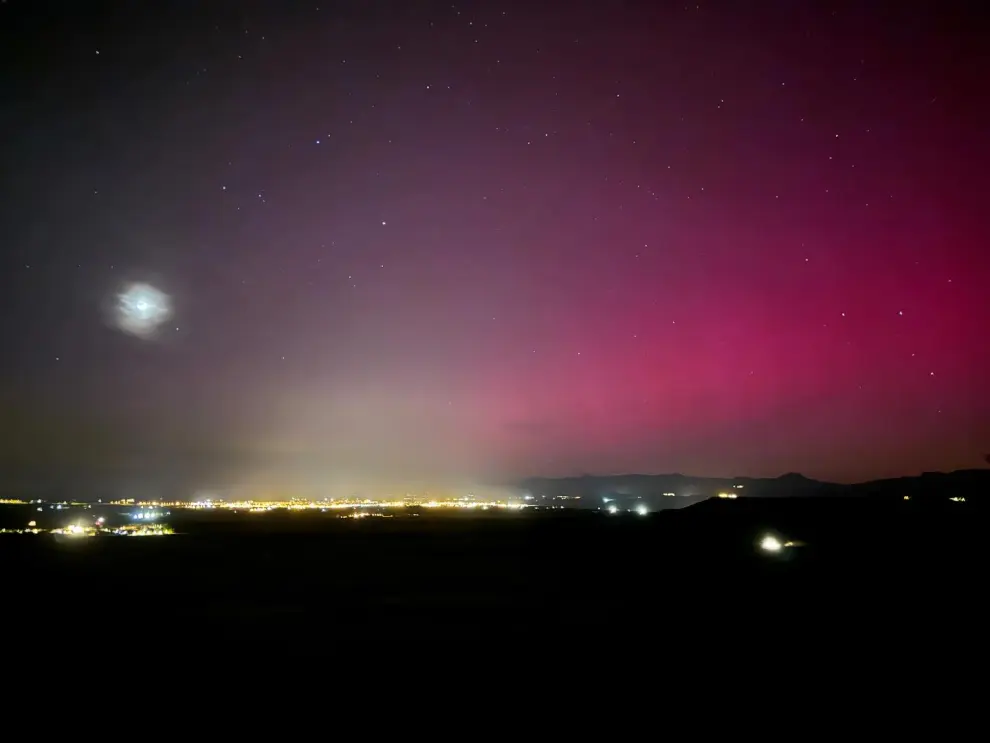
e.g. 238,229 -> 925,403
3,497 -> 984,660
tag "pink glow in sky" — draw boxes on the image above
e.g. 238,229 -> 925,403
1,1 -> 987,491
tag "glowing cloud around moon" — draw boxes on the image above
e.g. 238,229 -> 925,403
114,282 -> 172,339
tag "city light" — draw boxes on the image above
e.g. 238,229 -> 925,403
635,503 -> 649,516
1,519 -> 175,538
184,497 -> 528,511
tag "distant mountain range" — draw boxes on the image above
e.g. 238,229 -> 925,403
517,469 -> 990,510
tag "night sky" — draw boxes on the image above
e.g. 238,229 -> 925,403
1,1 -> 987,496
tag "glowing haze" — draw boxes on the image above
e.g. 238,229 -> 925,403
110,282 -> 173,339
0,1 -> 987,497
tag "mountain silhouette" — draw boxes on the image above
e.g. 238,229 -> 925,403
517,468 -> 989,510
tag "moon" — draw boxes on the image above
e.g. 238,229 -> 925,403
114,282 -> 172,339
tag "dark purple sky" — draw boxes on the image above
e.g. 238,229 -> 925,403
1,0 -> 987,494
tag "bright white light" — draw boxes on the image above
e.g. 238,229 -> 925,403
759,534 -> 783,553
635,503 -> 649,516
115,282 -> 172,338
607,504 -> 618,515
